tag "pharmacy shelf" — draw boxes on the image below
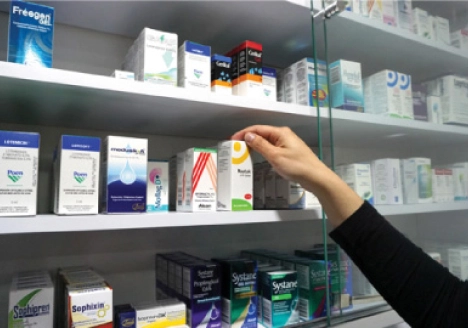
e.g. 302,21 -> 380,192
316,11 -> 468,82
0,208 -> 322,235
0,62 -> 320,142
0,1 -> 312,68
376,202 -> 468,217
326,109 -> 468,148
333,310 -> 403,328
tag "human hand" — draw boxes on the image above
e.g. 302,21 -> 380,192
231,125 -> 329,192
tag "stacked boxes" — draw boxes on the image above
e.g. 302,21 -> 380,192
0,131 -> 40,216
8,271 -> 54,328
155,252 -> 222,328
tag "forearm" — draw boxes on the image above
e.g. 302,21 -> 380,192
301,165 -> 363,228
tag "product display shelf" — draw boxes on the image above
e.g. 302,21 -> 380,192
0,208 -> 323,235
317,11 -> 468,81
0,0 -> 312,68
333,310 -> 403,328
376,202 -> 468,216
2,62 -> 468,150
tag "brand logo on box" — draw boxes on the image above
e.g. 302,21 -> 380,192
7,170 -> 23,183
122,318 -> 135,327
111,145 -> 145,155
194,69 -> 203,79
74,171 -> 87,183
12,6 -> 52,25
13,303 -> 50,319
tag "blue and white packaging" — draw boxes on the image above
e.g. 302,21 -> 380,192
147,160 -> 169,212
364,70 -> 402,118
330,60 -> 364,112
262,67 -> 277,101
8,0 -> 54,68
178,41 -> 211,91
399,73 -> 414,119
53,135 -> 101,215
296,58 -> 329,108
101,136 -> 148,213
0,131 -> 40,216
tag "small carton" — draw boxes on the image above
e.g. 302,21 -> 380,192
178,41 -> 211,92
371,159 -> 403,205
147,160 -> 169,212
401,158 -> 433,204
211,54 -> 232,95
330,60 -> 364,112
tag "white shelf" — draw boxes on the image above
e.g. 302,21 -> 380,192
319,11 -> 468,82
0,1 -> 312,68
0,208 -> 322,235
1,62 -> 468,149
334,310 -> 403,328
376,202 -> 468,216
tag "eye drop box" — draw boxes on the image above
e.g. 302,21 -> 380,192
283,63 -> 298,104
262,67 -> 277,101
401,158 -> 432,204
135,28 -> 178,86
134,300 -> 186,328
114,304 -> 136,328
413,8 -> 431,39
427,96 -> 443,124
8,0 -> 54,67
338,164 -> 374,204
8,273 -> 54,328
66,282 -> 113,328
254,163 -> 266,210
449,163 -> 468,201
432,168 -> 450,203
439,76 -> 468,125
183,148 -> 217,212
101,136 -> 148,213
175,152 -> 186,212
433,16 -> 450,46
371,159 -> 403,205
169,156 -> 177,211
397,0 -> 413,33
217,141 -> 253,211
451,29 -> 468,52
364,70 -> 402,118
112,70 -> 135,80
147,160 -> 169,212
296,58 -> 329,108
255,265 -> 285,325
412,84 -> 428,121
382,0 -> 397,27
264,164 -> 277,209
448,247 -> 468,280
211,54 -> 232,95
53,135 -> 100,215
0,131 -> 40,216
364,0 -> 382,22
260,271 -> 299,328
212,258 -> 257,328
330,60 -> 364,112
399,73 -> 414,119
227,41 -> 263,97
276,176 -> 305,209
178,41 -> 211,92
445,169 -> 454,203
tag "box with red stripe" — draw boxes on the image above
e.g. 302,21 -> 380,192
181,148 -> 217,212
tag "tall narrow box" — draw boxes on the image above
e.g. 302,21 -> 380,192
227,41 -> 263,97
0,131 -> 40,216
439,75 -> 468,125
175,152 -> 187,212
183,148 -> 217,212
296,58 -> 329,108
283,64 -> 298,104
364,70 -> 402,118
433,16 -> 450,46
371,159 -> 403,205
135,28 -> 178,86
399,73 -> 413,119
397,0 -> 413,33
412,84 -> 428,121
178,41 -> 211,92
262,67 -> 277,101
8,0 -> 54,67
401,158 -> 432,204
413,8 -> 432,39
217,141 -> 253,211
147,160 -> 169,212
211,54 -> 232,95
254,163 -> 266,210
449,162 -> 468,201
101,136 -> 148,213
330,60 -> 364,112
451,29 -> 468,52
382,1 -> 397,26
53,135 -> 101,215
427,96 -> 443,124
213,258 -> 258,328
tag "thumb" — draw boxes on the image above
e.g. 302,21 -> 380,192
245,132 -> 276,161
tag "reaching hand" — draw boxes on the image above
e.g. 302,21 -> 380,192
231,125 -> 328,192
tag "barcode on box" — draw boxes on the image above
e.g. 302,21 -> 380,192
330,66 -> 341,85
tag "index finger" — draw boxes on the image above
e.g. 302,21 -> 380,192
231,125 -> 281,143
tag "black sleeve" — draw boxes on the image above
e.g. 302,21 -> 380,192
329,201 -> 468,328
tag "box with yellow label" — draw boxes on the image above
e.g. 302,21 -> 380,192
135,300 -> 186,328
217,141 -> 253,211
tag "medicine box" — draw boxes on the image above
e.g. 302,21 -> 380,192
227,41 -> 263,97
338,163 -> 374,204
8,0 -> 54,67
371,159 -> 403,205
413,8 -> 431,39
211,54 -> 232,95
296,58 -> 329,108
364,70 -> 402,118
449,162 -> 468,201
330,60 -> 364,112
448,248 -> 468,280
262,67 -> 277,101
427,96 -> 443,124
178,41 -> 211,91
0,131 -> 40,216
451,29 -> 468,52
401,158 -> 433,204
433,16 -> 450,46
101,136 -> 148,213
276,176 -> 305,209
147,160 -> 169,212
412,84 -> 428,121
112,70 -> 135,80
439,75 -> 468,125
53,135 -> 101,215
399,73 -> 414,119
254,163 -> 266,210
397,0 -> 413,33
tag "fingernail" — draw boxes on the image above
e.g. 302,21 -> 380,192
245,133 -> 256,143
